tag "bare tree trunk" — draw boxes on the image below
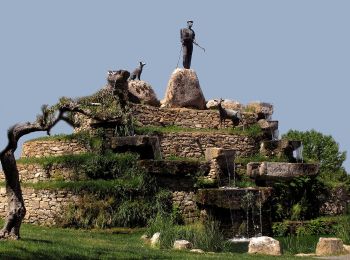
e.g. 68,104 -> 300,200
0,150 -> 25,239
0,100 -> 123,239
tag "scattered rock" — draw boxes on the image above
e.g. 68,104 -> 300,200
316,237 -> 345,256
248,236 -> 282,256
190,249 -> 204,254
128,80 -> 160,106
206,99 -> 244,110
246,102 -> 273,117
173,239 -> 193,250
161,68 -> 206,109
206,99 -> 219,109
295,253 -> 317,257
150,232 -> 160,247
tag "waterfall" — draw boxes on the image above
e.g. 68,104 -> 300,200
294,143 -> 304,163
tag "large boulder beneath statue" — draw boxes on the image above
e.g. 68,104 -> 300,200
161,68 -> 206,109
128,80 -> 160,106
248,236 -> 282,256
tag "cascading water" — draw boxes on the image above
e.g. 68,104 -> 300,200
294,142 -> 304,163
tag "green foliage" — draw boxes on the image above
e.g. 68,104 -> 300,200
81,152 -> 139,180
272,222 -> 289,236
74,88 -> 123,119
195,177 -> 218,188
291,203 -> 302,221
271,176 -> 328,221
278,235 -> 319,255
29,131 -> 103,152
135,124 -> 263,137
272,216 -> 341,237
18,151 -> 142,181
335,215 -> 350,244
283,130 -> 348,187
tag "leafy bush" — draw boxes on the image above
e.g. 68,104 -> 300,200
81,152 -> 139,180
271,176 -> 328,221
283,129 -> 348,188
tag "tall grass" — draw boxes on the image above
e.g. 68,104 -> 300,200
147,214 -> 226,252
278,235 -> 319,255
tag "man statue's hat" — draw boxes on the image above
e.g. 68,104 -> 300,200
187,20 -> 193,23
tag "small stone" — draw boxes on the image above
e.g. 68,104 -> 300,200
190,249 -> 204,254
248,236 -> 282,256
150,232 -> 160,247
344,244 -> 350,253
295,253 -> 317,257
173,239 -> 192,250
316,237 -> 345,256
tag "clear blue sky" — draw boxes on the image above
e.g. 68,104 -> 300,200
1,1 -> 349,171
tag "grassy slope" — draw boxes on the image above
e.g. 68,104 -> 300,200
0,222 -> 314,260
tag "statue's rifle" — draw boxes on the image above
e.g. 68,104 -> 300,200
194,41 -> 206,52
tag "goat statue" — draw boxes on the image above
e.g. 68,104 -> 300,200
129,61 -> 146,80
217,98 -> 242,128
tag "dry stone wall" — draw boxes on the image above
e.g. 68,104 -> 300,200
132,104 -> 257,129
74,104 -> 258,132
21,139 -> 88,158
172,191 -> 200,224
0,188 -> 78,226
159,132 -> 260,159
0,164 -> 82,182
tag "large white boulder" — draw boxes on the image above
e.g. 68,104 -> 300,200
128,80 -> 159,106
161,68 -> 206,109
248,236 -> 282,256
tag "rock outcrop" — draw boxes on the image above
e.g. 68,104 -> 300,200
316,237 -> 345,256
161,68 -> 206,109
128,80 -> 159,106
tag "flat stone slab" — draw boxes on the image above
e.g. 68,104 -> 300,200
205,148 -> 235,161
196,187 -> 272,210
247,162 -> 319,181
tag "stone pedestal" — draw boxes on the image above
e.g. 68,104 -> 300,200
161,68 -> 206,109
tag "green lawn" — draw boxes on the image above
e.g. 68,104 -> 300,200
0,223 -> 315,260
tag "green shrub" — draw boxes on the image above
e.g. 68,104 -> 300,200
81,152 -> 139,180
272,222 -> 289,237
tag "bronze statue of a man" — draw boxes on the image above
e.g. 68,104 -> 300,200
180,20 -> 196,69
